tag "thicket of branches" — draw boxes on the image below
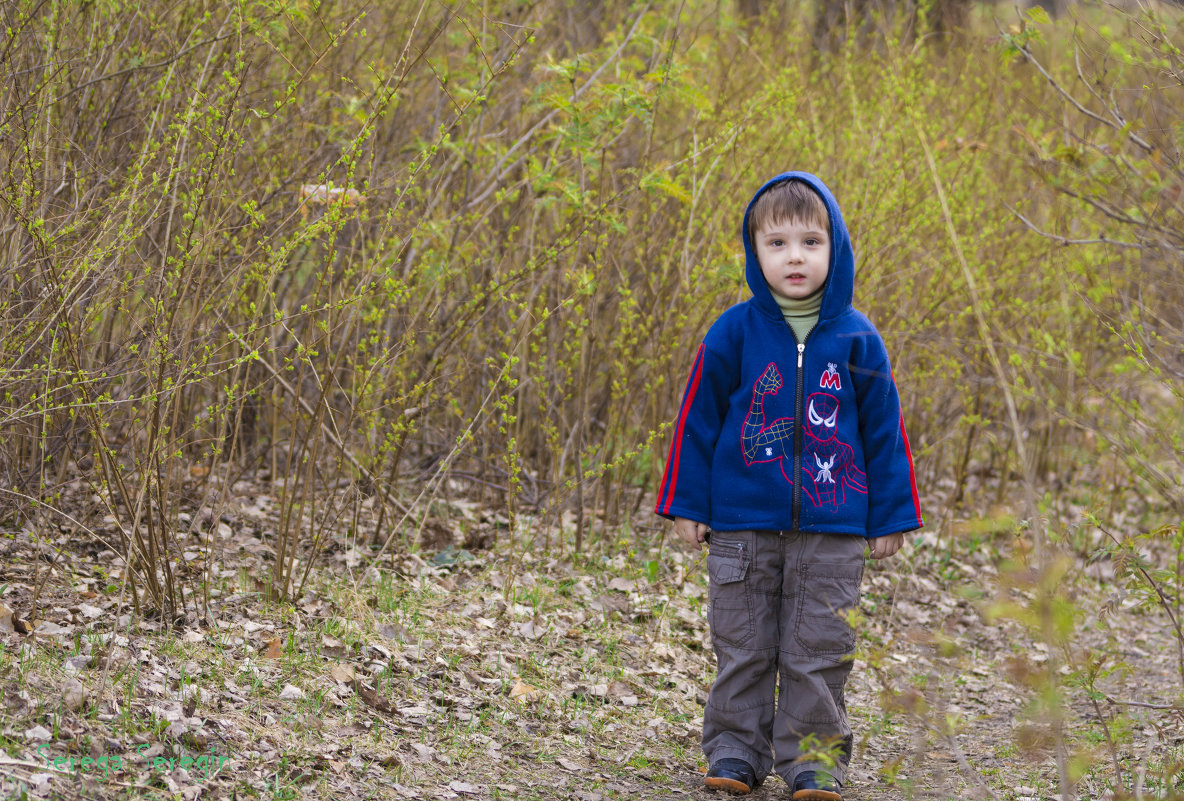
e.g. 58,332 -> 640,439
0,0 -> 1180,614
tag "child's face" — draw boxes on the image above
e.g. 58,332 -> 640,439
754,216 -> 831,301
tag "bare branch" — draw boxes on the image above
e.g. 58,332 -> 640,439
1105,696 -> 1183,712
252,351 -> 412,519
1016,41 -> 1153,153
464,5 -> 653,210
1008,206 -> 1143,249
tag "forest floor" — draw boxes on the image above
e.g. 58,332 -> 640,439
1,476 -> 1182,801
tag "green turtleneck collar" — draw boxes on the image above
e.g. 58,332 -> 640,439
770,286 -> 823,343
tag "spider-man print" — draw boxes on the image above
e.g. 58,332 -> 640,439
743,369 -> 868,510
742,363 -> 794,482
801,392 -> 867,508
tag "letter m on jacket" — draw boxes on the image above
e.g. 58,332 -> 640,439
820,362 -> 841,390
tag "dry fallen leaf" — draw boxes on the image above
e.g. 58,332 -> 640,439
321,635 -> 347,657
0,603 -> 13,634
509,679 -> 542,703
35,620 -> 71,636
263,637 -> 284,659
330,663 -> 356,684
514,620 -> 545,640
607,680 -> 633,699
24,725 -> 53,742
76,603 -> 103,619
608,577 -> 637,592
354,681 -> 394,713
63,679 -> 86,711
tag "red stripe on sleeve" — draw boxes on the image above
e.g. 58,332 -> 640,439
658,345 -> 706,516
898,410 -> 922,526
889,370 -> 922,527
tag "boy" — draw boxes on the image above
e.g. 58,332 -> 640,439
655,173 -> 921,800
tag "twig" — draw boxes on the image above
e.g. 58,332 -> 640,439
1097,522 -> 1184,652
64,31 -> 241,98
1087,692 -> 1125,786
251,352 -> 411,518
0,759 -> 139,790
911,109 -> 1066,800
1009,207 -> 1142,249
1013,38 -> 1152,153
939,729 -> 996,799
1105,696 -> 1183,711
463,5 -> 652,210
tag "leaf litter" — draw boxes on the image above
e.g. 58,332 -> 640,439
0,487 -> 1181,800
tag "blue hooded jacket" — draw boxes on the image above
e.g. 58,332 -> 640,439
655,172 -> 922,538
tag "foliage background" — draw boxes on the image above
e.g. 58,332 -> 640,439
1,3 -> 1180,562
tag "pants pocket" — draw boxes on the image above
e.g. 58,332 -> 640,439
793,561 -> 862,658
707,535 -> 754,649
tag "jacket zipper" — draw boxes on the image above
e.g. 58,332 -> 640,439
784,315 -> 817,530
792,340 -> 806,530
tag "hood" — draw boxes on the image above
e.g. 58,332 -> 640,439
741,171 -> 855,327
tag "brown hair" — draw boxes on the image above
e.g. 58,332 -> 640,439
747,179 -> 829,246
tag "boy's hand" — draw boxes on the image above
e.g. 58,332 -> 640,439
674,517 -> 708,549
869,532 -> 904,559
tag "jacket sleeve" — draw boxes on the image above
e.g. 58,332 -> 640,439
850,329 -> 923,538
654,340 -> 736,524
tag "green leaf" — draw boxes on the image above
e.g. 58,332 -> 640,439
640,171 -> 691,204
1026,6 -> 1052,25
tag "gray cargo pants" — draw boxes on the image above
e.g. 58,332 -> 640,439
703,529 -> 865,787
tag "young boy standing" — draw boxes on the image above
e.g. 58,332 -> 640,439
655,172 -> 922,800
